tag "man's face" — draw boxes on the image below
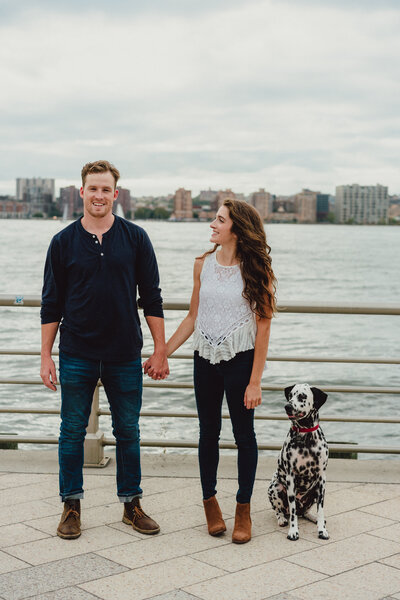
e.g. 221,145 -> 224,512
80,171 -> 118,219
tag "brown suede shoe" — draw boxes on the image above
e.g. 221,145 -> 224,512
203,496 -> 226,536
57,499 -> 81,539
232,502 -> 251,544
122,497 -> 160,534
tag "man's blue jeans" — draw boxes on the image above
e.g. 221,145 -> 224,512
58,351 -> 143,503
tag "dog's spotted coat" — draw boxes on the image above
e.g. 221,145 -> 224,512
268,383 -> 329,541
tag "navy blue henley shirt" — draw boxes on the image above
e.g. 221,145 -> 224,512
41,216 -> 164,362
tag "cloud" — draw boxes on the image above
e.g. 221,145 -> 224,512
0,0 -> 399,196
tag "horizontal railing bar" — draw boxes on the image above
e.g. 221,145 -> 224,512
104,439 -> 400,454
0,378 -> 399,394
0,408 -> 60,414
1,295 -> 399,315
165,354 -> 400,365
0,434 -> 398,454
0,436 -> 58,444
117,411 -> 400,424
0,378 -> 399,395
1,348 -> 399,365
0,406 -> 399,424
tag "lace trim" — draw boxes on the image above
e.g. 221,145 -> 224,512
197,314 -> 254,348
193,319 -> 256,365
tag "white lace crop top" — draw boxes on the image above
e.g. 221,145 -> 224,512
193,251 -> 257,364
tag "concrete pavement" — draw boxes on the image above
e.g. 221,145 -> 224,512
0,450 -> 399,600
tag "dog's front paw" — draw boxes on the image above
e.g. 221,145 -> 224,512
318,528 -> 329,540
287,529 -> 299,541
277,515 -> 288,527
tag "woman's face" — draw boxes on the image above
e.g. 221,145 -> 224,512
210,205 -> 237,246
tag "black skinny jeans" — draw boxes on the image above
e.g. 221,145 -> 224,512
193,349 -> 258,504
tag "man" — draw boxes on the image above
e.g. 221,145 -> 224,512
40,160 -> 169,539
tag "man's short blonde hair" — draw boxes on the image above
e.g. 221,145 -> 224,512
81,160 -> 120,188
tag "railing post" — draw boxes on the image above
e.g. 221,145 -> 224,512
84,380 -> 110,467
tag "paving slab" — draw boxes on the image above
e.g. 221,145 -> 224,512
138,484 -> 207,514
0,473 -> 57,490
286,533 -> 400,576
0,551 -> 30,575
295,509 -> 395,545
141,476 -> 200,495
80,555 -> 225,600
381,554 -> 400,570
370,522 -> 400,543
0,499 -> 60,527
360,498 -> 400,521
146,592 -> 203,600
5,525 -> 136,565
140,593 -> 203,600
31,588 -> 100,600
0,523 -> 51,548
323,486 -> 399,518
264,595 -> 304,600
97,527 -> 228,569
184,558 -> 325,600
0,553 -> 127,600
288,562 -> 400,600
191,531 -> 317,572
0,480 -> 62,507
150,504 -> 207,534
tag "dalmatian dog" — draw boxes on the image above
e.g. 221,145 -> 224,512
268,384 -> 329,541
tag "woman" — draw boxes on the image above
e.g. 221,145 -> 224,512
165,199 -> 276,543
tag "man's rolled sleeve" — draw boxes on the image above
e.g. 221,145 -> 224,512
137,230 -> 164,319
40,238 -> 65,324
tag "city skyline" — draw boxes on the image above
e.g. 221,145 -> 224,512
2,178 -> 395,224
0,1 -> 399,197
1,176 -> 397,201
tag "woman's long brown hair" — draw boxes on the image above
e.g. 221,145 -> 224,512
201,199 -> 277,318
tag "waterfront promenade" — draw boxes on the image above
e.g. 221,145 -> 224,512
0,451 -> 399,600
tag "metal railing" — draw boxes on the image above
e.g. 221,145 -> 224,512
0,294 -> 399,463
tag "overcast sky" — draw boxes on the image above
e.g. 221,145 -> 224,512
0,0 -> 399,197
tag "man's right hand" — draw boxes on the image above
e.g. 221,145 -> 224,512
40,356 -> 58,391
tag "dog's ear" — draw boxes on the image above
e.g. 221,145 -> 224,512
284,385 -> 295,400
311,387 -> 328,410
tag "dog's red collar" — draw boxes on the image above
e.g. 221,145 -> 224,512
292,424 -> 319,433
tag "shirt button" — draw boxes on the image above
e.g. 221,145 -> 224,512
101,253 -> 104,256
95,240 -> 99,244
92,235 -> 96,238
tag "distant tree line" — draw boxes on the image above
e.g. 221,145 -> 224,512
134,207 -> 171,220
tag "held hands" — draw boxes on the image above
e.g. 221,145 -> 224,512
143,351 -> 170,380
40,356 -> 58,391
244,382 -> 262,410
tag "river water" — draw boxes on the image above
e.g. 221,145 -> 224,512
0,219 -> 399,458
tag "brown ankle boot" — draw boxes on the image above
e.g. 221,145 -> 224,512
57,499 -> 81,539
203,496 -> 226,536
122,497 -> 160,535
232,502 -> 251,544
